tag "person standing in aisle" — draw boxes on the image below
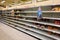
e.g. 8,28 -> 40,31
37,7 -> 42,21
37,7 -> 45,30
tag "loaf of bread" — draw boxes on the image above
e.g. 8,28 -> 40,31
52,7 -> 60,11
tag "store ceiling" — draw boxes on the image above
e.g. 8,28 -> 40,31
0,0 -> 20,6
0,0 -> 31,8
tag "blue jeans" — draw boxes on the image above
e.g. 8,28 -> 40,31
37,15 -> 42,20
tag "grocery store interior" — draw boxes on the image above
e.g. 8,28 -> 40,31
0,0 -> 60,40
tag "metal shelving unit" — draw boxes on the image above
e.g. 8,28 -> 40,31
0,0 -> 60,40
0,18 -> 54,40
1,15 -> 60,40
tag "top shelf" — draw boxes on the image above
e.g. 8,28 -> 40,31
2,0 -> 60,10
20,11 -> 60,13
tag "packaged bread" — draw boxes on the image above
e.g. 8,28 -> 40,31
53,28 -> 58,31
58,7 -> 60,11
52,7 -> 60,11
52,7 -> 59,11
48,26 -> 53,30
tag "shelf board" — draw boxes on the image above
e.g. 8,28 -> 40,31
7,17 -> 60,27
43,17 -> 60,20
18,19 -> 60,27
2,11 -> 60,13
0,21 -> 39,40
1,20 -> 54,40
4,18 -> 60,34
0,21 -> 42,40
14,11 -> 60,13
3,19 -> 59,40
15,15 -> 60,20
44,28 -> 60,34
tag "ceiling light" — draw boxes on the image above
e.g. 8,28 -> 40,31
1,0 -> 6,4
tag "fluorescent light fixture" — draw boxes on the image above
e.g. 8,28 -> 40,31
1,0 -> 6,4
